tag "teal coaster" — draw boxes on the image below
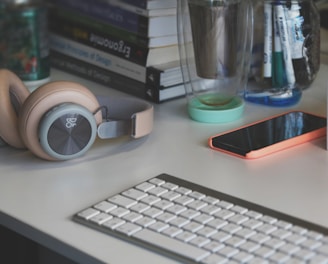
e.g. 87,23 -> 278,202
188,96 -> 245,123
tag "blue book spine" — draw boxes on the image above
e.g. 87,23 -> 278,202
51,0 -> 149,36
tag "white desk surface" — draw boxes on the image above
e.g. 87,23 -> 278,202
0,64 -> 328,264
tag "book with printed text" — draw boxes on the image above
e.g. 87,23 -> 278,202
50,50 -> 185,103
49,0 -> 177,37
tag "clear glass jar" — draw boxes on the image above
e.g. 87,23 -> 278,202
177,0 -> 253,123
245,0 -> 320,107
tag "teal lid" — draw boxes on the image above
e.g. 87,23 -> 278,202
188,96 -> 245,123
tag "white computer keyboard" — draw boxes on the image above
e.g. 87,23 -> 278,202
73,174 -> 328,263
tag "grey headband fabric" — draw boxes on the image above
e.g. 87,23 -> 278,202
96,96 -> 154,139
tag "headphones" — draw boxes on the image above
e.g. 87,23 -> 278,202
0,69 -> 153,161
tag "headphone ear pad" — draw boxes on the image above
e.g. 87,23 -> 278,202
18,81 -> 102,160
0,70 -> 30,148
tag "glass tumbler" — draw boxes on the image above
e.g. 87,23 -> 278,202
177,0 -> 253,123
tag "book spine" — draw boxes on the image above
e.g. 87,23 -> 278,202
48,10 -> 151,66
48,7 -> 152,47
50,0 -> 149,36
50,50 -> 164,103
146,66 -> 164,87
119,0 -> 148,9
50,33 -> 148,83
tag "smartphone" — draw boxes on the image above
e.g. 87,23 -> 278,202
209,111 -> 327,159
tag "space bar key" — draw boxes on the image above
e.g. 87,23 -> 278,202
132,229 -> 209,262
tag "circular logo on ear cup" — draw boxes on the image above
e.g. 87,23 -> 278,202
39,104 -> 97,160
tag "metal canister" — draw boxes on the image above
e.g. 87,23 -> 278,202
0,0 -> 50,90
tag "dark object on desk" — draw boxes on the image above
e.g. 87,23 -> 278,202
209,111 -> 327,159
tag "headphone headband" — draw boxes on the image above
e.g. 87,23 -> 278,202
96,96 -> 153,139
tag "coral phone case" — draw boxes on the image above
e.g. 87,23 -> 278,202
209,111 -> 327,159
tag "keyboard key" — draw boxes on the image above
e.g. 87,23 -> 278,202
122,188 -> 148,201
90,213 -> 112,225
115,222 -> 142,236
214,209 -> 235,220
93,201 -> 117,213
149,221 -> 169,232
203,241 -> 225,252
193,213 -> 214,224
196,226 -> 217,238
188,200 -> 208,210
202,196 -> 219,205
263,238 -> 285,249
245,210 -> 263,219
242,219 -> 263,229
148,186 -> 168,196
253,246 -> 275,258
135,216 -> 156,228
202,254 -> 228,264
129,202 -> 150,213
77,208 -> 99,220
168,216 -> 190,228
174,195 -> 194,206
135,182 -> 155,192
108,195 -> 137,208
156,212 -> 176,223
143,207 -> 163,218
160,191 -> 181,201
225,236 -> 246,247
133,229 -> 210,261
102,217 -> 125,230
176,231 -> 196,242
189,191 -> 205,200
122,212 -> 143,223
235,228 -> 256,239
294,248 -> 316,260
183,222 -> 204,233
110,207 -> 130,218
217,245 -> 239,258
207,218 -> 228,229
162,226 -> 182,237
268,252 -> 290,263
175,187 -> 192,195
239,241 -> 260,253
153,199 -> 173,210
210,231 -> 232,242
166,204 -> 187,215
256,223 -> 277,235
229,214 -> 249,225
180,208 -> 200,219
148,178 -> 165,186
189,235 -> 211,247
232,251 -> 254,263
140,195 -> 160,205
161,182 -> 178,191
278,243 -> 300,255
221,223 -> 242,234
200,205 -> 221,215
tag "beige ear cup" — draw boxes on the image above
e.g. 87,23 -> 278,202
0,69 -> 30,148
18,81 -> 102,160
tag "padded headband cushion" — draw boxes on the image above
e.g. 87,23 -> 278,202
19,81 -> 102,160
0,69 -> 30,148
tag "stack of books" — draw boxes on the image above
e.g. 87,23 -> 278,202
47,0 -> 185,103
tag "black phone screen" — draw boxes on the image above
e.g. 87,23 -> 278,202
210,111 -> 327,156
